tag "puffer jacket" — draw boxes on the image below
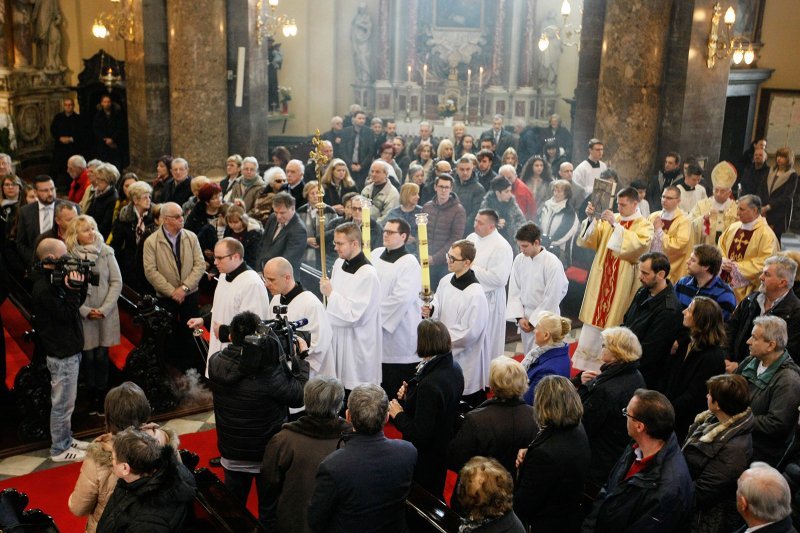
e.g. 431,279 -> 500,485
422,193 -> 466,267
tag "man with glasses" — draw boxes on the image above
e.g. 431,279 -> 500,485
648,185 -> 691,283
422,239 -> 489,406
422,174 -> 467,287
371,218 -> 421,399
186,238 -> 270,372
16,174 -> 76,266
585,389 -> 693,531
321,222 -> 382,396
143,202 -> 206,372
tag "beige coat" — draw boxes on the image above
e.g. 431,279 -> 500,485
142,227 -> 205,297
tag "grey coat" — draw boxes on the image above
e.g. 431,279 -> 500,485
73,243 -> 122,349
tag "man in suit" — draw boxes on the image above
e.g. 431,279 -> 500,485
307,384 -> 417,532
17,175 -> 76,266
735,463 -> 795,533
257,192 -> 307,269
482,115 -> 517,161
160,158 -> 193,207
340,110 -> 375,188
285,159 -> 306,209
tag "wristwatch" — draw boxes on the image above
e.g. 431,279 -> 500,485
182,285 -> 190,293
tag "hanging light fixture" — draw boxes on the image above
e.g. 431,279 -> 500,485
91,0 -> 135,42
256,0 -> 298,45
538,0 -> 582,52
707,3 -> 756,68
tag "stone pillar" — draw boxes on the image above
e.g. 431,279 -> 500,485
657,0 -> 731,171
571,0 -> 607,160
506,0 -> 524,91
167,0 -> 228,177
489,0 -> 507,86
226,0 -> 269,163
125,0 -> 171,177
594,0 -> 673,182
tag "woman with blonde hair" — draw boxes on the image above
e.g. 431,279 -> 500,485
321,158 -> 357,215
514,375 -> 590,532
223,205 -> 262,269
576,326 -> 646,488
86,162 -> 120,240
521,312 -> 572,405
111,180 -> 157,293
65,215 -> 122,414
298,181 -> 336,267
502,146 -> 520,173
436,138 -> 456,168
386,182 -> 423,253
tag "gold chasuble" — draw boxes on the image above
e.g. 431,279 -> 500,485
577,215 -> 654,329
648,209 -> 691,283
689,198 -> 738,246
718,216 -> 778,301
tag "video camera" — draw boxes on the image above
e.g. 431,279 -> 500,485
241,305 -> 311,376
34,256 -> 100,289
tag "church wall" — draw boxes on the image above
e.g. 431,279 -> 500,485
758,0 -> 800,91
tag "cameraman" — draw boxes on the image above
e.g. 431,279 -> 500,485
32,238 -> 90,462
208,310 -> 309,527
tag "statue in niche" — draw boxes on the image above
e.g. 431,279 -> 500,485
351,3 -> 373,83
268,38 -> 283,112
31,0 -> 63,70
537,11 -> 562,93
12,0 -> 33,67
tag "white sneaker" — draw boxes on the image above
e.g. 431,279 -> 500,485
51,448 -> 86,462
71,439 -> 91,451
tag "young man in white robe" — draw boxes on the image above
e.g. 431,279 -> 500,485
506,222 -> 569,354
422,239 -> 489,407
466,209 -> 513,360
321,222 -> 383,392
371,217 -> 422,399
263,257 -> 334,379
187,238 -> 271,373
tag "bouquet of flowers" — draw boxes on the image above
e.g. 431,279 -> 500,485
279,86 -> 292,104
437,99 -> 456,118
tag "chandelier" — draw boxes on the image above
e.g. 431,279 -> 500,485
538,0 -> 582,52
91,0 -> 135,42
256,0 -> 298,46
707,3 -> 756,68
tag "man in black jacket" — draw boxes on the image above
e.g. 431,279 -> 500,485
31,238 -> 90,462
622,252 -> 683,391
725,255 -> 800,371
208,310 -> 309,527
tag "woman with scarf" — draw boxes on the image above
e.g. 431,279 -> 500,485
682,374 -> 753,533
759,146 -> 798,243
520,311 -> 572,405
388,319 -> 464,499
111,181 -> 157,294
66,215 -> 122,414
537,179 -> 579,262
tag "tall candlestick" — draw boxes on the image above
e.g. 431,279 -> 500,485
423,64 -> 427,87
309,129 -> 330,279
465,69 -> 471,125
415,213 -> 432,302
479,66 -> 483,87
361,197 -> 372,259
467,68 -> 471,85
407,64 -> 412,83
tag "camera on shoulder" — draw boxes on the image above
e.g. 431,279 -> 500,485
35,256 -> 100,289
241,305 -> 310,375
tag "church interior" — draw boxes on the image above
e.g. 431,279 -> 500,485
0,0 -> 799,530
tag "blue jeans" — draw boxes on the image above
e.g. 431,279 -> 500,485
46,354 -> 81,456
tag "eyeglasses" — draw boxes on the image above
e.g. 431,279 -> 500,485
383,229 -> 401,235
621,408 -> 639,421
214,253 -> 234,261
274,179 -> 286,183
661,195 -> 680,200
164,214 -> 184,219
446,253 -> 465,263
436,185 -> 452,190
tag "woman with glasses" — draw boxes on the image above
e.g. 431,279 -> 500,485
250,167 -> 287,226
576,326 -> 646,490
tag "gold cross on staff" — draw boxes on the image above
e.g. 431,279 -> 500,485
309,129 -> 329,182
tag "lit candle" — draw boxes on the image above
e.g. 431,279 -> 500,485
415,213 -> 431,297
423,64 -> 428,87
361,197 -> 372,259
407,64 -> 412,83
467,68 -> 471,86
479,66 -> 483,87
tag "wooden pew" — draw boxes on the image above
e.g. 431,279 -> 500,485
0,488 -> 58,533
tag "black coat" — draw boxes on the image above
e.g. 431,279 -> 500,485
758,169 -> 798,236
223,226 -> 262,270
514,424 -> 591,533
577,361 -> 646,485
393,352 -> 464,498
583,434 -> 694,533
464,511 -> 526,533
257,212 -> 308,269
208,343 -> 309,462
159,177 -> 193,207
664,344 -> 726,442
86,186 -> 118,239
31,271 -> 86,358
734,516 -> 797,533
447,397 -> 535,477
622,283 -> 683,391
16,199 -> 77,265
725,290 -> 800,364
307,431 -> 417,533
110,204 -> 157,294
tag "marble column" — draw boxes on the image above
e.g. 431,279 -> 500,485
489,0 -> 507,86
226,0 -> 269,163
657,0 -> 731,171
520,0 -> 537,88
594,0 -> 673,182
167,0 -> 228,177
506,0 -> 524,91
125,0 -> 171,178
571,0 -> 606,160
377,0 -> 390,81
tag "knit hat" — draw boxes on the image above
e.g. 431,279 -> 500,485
711,161 -> 737,190
198,182 -> 222,203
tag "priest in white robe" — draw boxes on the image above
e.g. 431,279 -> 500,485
263,257 -> 334,378
321,222 -> 383,391
506,222 -> 569,354
466,209 -> 513,360
372,218 -> 423,399
423,239 -> 489,406
187,238 -> 271,374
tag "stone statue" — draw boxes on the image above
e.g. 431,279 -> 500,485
537,12 -> 562,93
351,3 -> 373,83
31,0 -> 63,70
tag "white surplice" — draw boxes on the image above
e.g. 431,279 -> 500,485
372,247 -> 422,364
466,230 -> 513,359
505,248 -> 569,354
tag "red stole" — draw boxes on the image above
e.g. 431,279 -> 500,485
662,219 -> 674,231
592,220 -> 634,328
721,228 -> 754,283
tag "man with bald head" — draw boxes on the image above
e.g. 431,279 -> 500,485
263,257 -> 334,378
143,202 -> 206,372
32,238 -> 90,461
736,462 -> 794,532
